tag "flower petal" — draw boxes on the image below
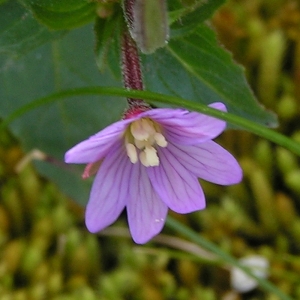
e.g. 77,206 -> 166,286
147,147 -> 206,213
65,118 -> 133,164
127,162 -> 168,244
167,141 -> 243,185
142,103 -> 227,145
85,143 -> 130,233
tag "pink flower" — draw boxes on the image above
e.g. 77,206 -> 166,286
65,103 -> 242,244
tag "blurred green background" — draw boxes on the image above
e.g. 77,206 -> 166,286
1,0 -> 300,299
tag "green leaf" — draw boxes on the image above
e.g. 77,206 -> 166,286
0,0 -> 65,63
94,11 -> 123,77
2,87 -> 299,156
22,0 -> 91,12
0,6 -> 278,207
21,0 -> 96,30
143,24 -> 277,127
0,24 -> 126,205
169,0 -> 226,37
175,0 -> 226,26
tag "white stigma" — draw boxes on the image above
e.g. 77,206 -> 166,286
125,118 -> 168,167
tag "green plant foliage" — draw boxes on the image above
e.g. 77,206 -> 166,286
94,10 -> 123,76
22,0 -> 92,12
169,0 -> 226,37
1,1 -> 300,298
0,25 -> 126,205
143,24 -> 277,127
21,0 -> 96,30
0,0 -> 279,204
0,0 -> 65,63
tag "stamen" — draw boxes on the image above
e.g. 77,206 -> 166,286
126,143 -> 138,163
154,133 -> 168,147
139,151 -> 150,167
144,147 -> 159,166
140,148 -> 159,167
125,118 -> 168,167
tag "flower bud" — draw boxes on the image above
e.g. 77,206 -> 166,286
130,0 -> 169,53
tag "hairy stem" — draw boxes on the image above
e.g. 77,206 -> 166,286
121,0 -> 150,109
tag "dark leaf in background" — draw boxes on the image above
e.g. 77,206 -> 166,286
20,0 -> 96,30
0,0 -> 65,65
169,0 -> 226,37
0,25 -> 126,205
94,10 -> 123,78
143,24 -> 277,127
0,1 -> 277,206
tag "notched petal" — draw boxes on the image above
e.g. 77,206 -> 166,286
65,118 -> 133,164
147,147 -> 206,214
168,141 -> 243,185
143,104 -> 227,145
85,144 -> 131,233
127,162 -> 168,244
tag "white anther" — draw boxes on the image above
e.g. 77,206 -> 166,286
126,118 -> 168,167
154,133 -> 168,147
144,147 -> 159,166
126,143 -> 138,164
139,151 -> 150,167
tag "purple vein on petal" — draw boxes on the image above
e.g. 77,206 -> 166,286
147,147 -> 206,214
142,104 -> 227,145
65,119 -> 134,164
85,143 -> 129,233
167,141 -> 243,185
127,162 -> 168,244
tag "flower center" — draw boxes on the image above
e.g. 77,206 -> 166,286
125,118 -> 168,167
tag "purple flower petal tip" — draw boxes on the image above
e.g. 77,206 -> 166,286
208,102 -> 227,112
64,103 -> 242,243
85,218 -> 101,234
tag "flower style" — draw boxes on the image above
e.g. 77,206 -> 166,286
65,103 -> 242,244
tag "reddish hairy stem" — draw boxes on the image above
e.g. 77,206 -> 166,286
123,0 -> 134,28
121,29 -> 144,92
121,0 -> 149,109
